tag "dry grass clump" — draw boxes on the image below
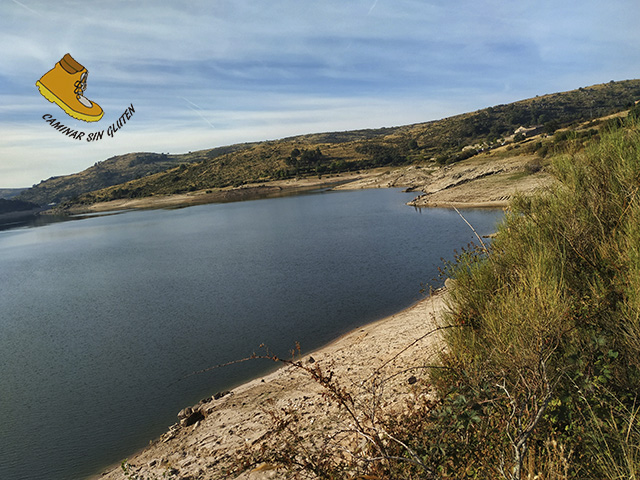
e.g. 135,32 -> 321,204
439,118 -> 640,479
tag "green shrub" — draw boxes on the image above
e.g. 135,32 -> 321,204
437,119 -> 640,478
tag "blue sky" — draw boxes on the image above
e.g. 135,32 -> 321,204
1,0 -> 639,188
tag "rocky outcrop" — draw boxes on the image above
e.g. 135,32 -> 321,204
335,153 -> 554,208
176,391 -> 232,428
178,407 -> 205,427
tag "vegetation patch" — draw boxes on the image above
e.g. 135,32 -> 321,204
432,115 -> 640,478
234,115 -> 640,479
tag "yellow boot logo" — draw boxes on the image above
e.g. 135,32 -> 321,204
36,53 -> 104,123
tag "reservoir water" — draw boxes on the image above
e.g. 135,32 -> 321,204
0,188 -> 503,480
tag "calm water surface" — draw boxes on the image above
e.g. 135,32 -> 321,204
0,189 -> 503,480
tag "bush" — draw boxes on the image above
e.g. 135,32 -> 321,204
438,119 -> 640,478
355,143 -> 406,166
525,158 -> 543,173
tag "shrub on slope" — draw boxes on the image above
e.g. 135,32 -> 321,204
437,118 -> 640,478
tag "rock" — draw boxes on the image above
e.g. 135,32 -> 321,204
178,405 -> 206,426
177,407 -> 193,419
307,356 -> 316,364
181,409 -> 205,427
214,390 -> 230,400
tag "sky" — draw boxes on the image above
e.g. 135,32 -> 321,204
1,0 -> 639,188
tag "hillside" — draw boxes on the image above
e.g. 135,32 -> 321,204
16,144 -> 258,206
0,198 -> 39,215
0,188 -> 25,200
17,79 -> 640,209
0,198 -> 41,226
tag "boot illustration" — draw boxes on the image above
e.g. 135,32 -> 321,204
36,53 -> 104,122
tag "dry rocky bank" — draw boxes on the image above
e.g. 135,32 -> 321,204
335,153 -> 553,208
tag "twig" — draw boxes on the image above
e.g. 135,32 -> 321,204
364,323 -> 458,384
453,206 -> 490,256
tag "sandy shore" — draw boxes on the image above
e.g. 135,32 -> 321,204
93,289 -> 449,480
335,156 -> 554,208
57,171 -> 383,215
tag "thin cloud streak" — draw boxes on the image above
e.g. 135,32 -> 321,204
180,97 -> 217,130
367,0 -> 379,15
10,0 -> 43,17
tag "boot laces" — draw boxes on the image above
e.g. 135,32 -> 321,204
74,72 -> 93,108
74,72 -> 87,96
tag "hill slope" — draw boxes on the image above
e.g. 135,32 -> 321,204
18,79 -> 640,207
0,198 -> 39,214
17,144 -> 258,206
0,188 -> 26,200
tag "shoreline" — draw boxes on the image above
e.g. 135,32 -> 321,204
47,156 -> 552,216
75,164 -> 515,479
92,289 -> 449,480
50,171 -> 384,216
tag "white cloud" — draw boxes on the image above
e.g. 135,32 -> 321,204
0,93 -> 470,187
1,0 -> 639,188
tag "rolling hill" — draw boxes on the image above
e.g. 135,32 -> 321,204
17,79 -> 640,207
0,188 -> 26,200
16,144 -> 258,206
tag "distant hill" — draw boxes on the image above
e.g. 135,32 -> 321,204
16,144 -> 258,206
0,188 -> 26,200
17,79 -> 640,207
0,198 -> 39,215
